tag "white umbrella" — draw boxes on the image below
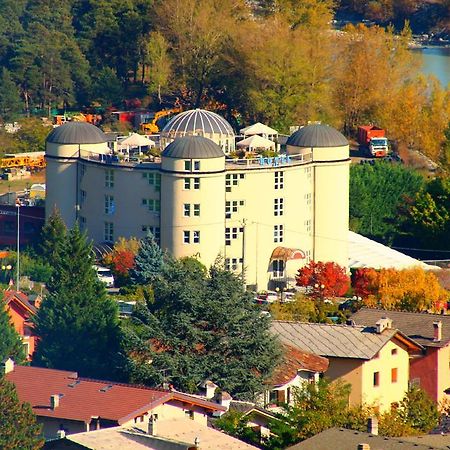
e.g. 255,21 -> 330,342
118,133 -> 155,147
240,122 -> 278,138
237,134 -> 276,151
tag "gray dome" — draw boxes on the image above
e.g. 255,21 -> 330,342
161,109 -> 234,138
47,122 -> 107,145
161,136 -> 225,159
287,124 -> 348,148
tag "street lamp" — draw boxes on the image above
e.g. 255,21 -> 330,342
1,264 -> 12,284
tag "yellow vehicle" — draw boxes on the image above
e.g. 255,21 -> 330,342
0,152 -> 46,169
140,107 -> 182,134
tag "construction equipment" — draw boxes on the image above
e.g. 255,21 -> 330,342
140,107 -> 182,134
0,152 -> 46,170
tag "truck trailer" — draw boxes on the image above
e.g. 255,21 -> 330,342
357,125 -> 389,157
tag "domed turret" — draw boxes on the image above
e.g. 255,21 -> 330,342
47,122 -> 107,145
286,124 -> 348,149
161,136 -> 225,159
160,109 -> 235,154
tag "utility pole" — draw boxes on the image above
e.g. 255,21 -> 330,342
241,218 -> 247,284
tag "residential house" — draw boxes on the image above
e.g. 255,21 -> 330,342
3,290 -> 39,359
352,308 -> 450,404
286,427 -> 448,450
3,359 -> 225,440
262,344 -> 329,409
43,420 -> 258,449
271,320 -> 422,411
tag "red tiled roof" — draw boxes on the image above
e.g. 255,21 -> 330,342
4,290 -> 37,315
269,344 -> 329,387
6,365 -> 224,425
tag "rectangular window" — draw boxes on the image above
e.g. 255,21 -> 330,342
274,198 -> 284,216
373,371 -> 380,387
80,216 -> 86,230
391,348 -> 398,356
80,164 -> 86,178
104,222 -> 114,242
184,178 -> 191,190
305,219 -> 311,233
80,190 -> 86,205
149,199 -> 160,212
225,227 -> 240,246
305,192 -> 312,206
274,225 -> 284,243
146,172 -> 161,191
275,171 -> 284,189
183,231 -> 190,244
193,204 -> 200,216
225,173 -> 244,192
184,160 -> 191,171
391,368 -> 398,383
105,169 -> 114,188
184,204 -> 191,217
273,260 -> 285,278
194,161 -> 200,171
104,195 -> 115,215
193,178 -> 200,190
193,231 -> 200,243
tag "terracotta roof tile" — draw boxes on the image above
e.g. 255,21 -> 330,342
269,344 -> 329,386
6,365 -> 224,425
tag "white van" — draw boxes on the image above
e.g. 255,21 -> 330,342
93,265 -> 115,288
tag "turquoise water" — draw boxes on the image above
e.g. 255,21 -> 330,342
411,47 -> 450,87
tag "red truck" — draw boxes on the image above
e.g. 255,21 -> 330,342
357,125 -> 389,157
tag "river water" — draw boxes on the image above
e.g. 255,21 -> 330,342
411,47 -> 450,87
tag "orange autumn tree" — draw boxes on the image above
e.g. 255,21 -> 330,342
103,237 -> 140,285
353,267 -> 448,312
296,261 -> 350,299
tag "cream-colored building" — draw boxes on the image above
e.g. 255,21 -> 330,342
272,319 -> 423,412
45,110 -> 350,290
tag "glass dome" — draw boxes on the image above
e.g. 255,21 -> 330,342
160,109 -> 235,154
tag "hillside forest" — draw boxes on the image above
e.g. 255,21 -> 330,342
0,0 -> 449,170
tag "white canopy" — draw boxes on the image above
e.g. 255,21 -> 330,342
240,122 -> 278,138
348,231 -> 436,270
118,133 -> 155,148
236,134 -> 276,150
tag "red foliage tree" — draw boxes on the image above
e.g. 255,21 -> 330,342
352,268 -> 379,299
111,249 -> 135,276
296,261 -> 350,299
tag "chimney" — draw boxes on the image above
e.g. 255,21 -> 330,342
217,391 -> 232,410
204,381 -> 218,399
148,414 -> 157,436
50,394 -> 60,409
367,417 -> 378,436
56,429 -> 66,439
376,317 -> 392,334
357,445 -> 370,450
433,321 -> 442,342
2,358 -> 14,374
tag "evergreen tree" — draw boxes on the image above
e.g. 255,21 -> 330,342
33,225 -> 124,379
0,297 -> 26,364
0,69 -> 22,121
39,208 -> 67,264
91,67 -> 123,107
0,375 -> 43,450
126,259 -> 280,399
130,232 -> 164,285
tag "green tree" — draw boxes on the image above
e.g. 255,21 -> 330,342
0,376 -> 43,450
350,161 -> 424,243
33,225 -> 124,379
0,297 -> 26,364
399,387 -> 439,433
130,232 -> 164,285
91,67 -> 123,107
15,117 -> 51,153
39,208 -> 67,264
0,69 -> 22,121
126,259 -> 280,399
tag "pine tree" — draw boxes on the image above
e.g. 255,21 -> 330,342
33,225 -> 124,379
0,297 -> 26,364
39,208 -> 67,264
127,259 -> 281,399
0,375 -> 43,450
0,69 -> 22,121
130,232 -> 164,285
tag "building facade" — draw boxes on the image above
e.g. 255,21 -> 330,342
45,110 -> 350,290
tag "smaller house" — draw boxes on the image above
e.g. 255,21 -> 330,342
352,308 -> 450,404
263,344 -> 329,409
3,290 -> 38,359
3,360 -> 225,440
272,320 -> 422,411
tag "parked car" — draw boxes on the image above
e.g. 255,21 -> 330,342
281,292 -> 296,303
256,290 -> 279,304
93,265 -> 115,288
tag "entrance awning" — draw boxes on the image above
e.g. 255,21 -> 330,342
270,247 -> 305,262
